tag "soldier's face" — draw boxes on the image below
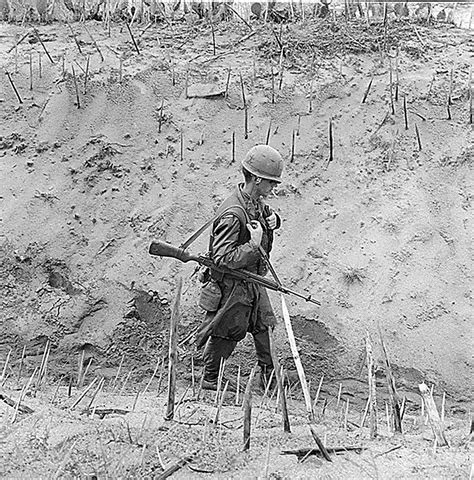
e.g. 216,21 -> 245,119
257,178 -> 279,198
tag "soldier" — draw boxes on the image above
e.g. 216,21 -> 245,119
195,145 -> 284,390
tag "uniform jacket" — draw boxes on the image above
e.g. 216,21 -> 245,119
195,184 -> 281,348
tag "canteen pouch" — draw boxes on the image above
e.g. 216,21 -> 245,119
198,280 -> 222,312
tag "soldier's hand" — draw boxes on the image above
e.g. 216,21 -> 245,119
266,212 -> 277,230
247,221 -> 263,246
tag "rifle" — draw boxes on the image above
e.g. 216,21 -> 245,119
149,240 -> 320,306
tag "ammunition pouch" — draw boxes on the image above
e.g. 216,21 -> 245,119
198,280 -> 222,312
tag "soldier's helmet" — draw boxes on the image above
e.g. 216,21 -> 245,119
241,145 -> 284,183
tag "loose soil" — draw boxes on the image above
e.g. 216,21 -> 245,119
0,6 -> 473,479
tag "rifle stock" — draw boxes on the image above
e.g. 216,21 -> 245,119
149,240 -> 320,306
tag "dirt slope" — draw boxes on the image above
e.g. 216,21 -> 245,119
0,14 -> 473,408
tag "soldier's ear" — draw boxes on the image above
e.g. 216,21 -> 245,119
255,177 -> 262,184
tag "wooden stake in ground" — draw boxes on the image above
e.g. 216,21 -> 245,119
33,28 -> 54,64
158,98 -> 164,133
419,383 -> 448,446
446,94 -> 452,120
265,120 -> 272,145
84,25 -> 104,61
83,54 -> 90,95
362,76 -> 374,103
366,332 -> 378,438
309,424 -> 332,462
38,52 -> 42,79
17,345 -> 26,383
126,22 -> 140,54
225,67 -> 231,99
209,16 -> 216,56
415,123 -> 422,151
281,295 -> 313,420
29,51 -> 33,90
378,324 -> 402,433
403,95 -> 409,130
5,72 -> 23,104
67,21 -> 83,54
71,65 -> 81,109
231,131 -> 235,163
243,364 -> 257,450
239,73 -> 248,139
180,129 -> 184,162
164,277 -> 183,421
268,328 -> 290,433
290,129 -> 296,163
268,65 -> 274,105
325,118 -> 334,169
389,60 -> 395,115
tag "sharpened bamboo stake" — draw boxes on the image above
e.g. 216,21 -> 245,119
281,295 -> 313,420
243,364 -> 257,450
71,65 -> 81,109
17,345 -> 26,382
278,47 -> 285,90
366,331 -> 377,439
268,329 -> 290,432
290,129 -> 296,163
403,95 -> 409,130
239,73 -> 248,139
441,392 -> 446,423
191,355 -> 195,397
180,129 -> 184,162
119,368 -> 134,396
69,377 -> 98,410
415,124 -> 422,151
235,364 -> 241,405
419,383 -> 448,446
362,77 -> 374,103
336,383 -> 342,409
378,323 -> 402,433
225,67 -> 231,99
312,375 -> 324,411
33,28 -> 54,64
5,72 -> 23,104
77,349 -> 85,387
83,54 -> 90,95
395,49 -> 399,102
1,348 -> 12,382
158,98 -> 164,133
447,94 -> 452,120
164,277 -> 182,421
265,120 -> 272,145
214,380 -> 229,425
344,398 -> 350,430
11,385 -> 27,424
209,16 -> 216,56
309,425 -> 332,462
231,131 -> 235,163
84,25 -> 104,61
325,118 -> 334,169
112,354 -> 125,391
271,65 -> 275,104
29,52 -> 33,90
143,357 -> 161,395
67,21 -> 83,54
38,52 -> 42,79
214,358 -> 225,406
7,30 -> 30,54
68,376 -> 73,397
126,22 -> 140,54
86,377 -> 104,411
389,60 -> 395,115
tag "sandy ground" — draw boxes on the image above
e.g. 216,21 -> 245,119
0,4 -> 473,478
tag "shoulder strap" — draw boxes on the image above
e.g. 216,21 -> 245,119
179,204 -> 250,250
